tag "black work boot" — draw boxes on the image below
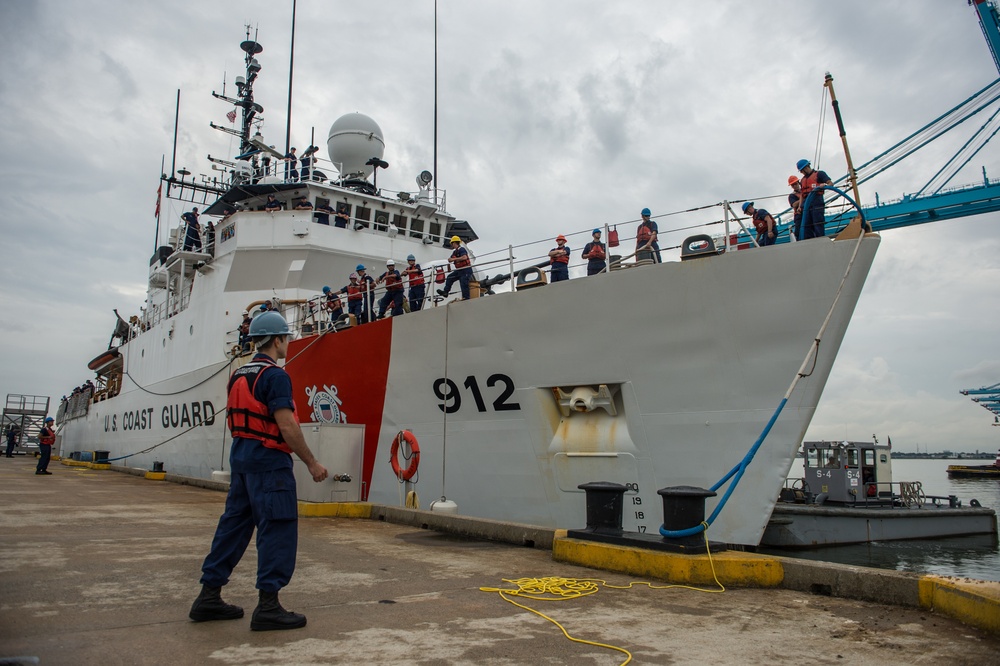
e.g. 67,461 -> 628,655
189,585 -> 244,622
250,590 -> 307,631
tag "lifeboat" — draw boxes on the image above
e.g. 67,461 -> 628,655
87,348 -> 122,374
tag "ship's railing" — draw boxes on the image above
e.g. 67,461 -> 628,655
779,477 -> 965,509
230,152 -> 448,215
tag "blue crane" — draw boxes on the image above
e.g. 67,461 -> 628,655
961,383 -> 1000,422
735,1 -> 1000,244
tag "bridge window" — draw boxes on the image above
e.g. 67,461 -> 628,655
355,206 -> 371,229
428,219 -> 442,242
393,214 -> 408,232
410,217 -> 425,239
373,210 -> 390,232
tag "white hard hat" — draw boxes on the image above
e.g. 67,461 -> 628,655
386,259 -> 395,265
242,310 -> 249,316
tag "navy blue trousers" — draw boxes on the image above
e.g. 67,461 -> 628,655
409,284 -> 425,312
442,269 -> 471,299
200,467 -> 298,592
35,444 -> 51,471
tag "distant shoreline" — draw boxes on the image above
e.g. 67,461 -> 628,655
878,453 -> 997,460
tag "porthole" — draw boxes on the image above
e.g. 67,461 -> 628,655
189,325 -> 194,336
141,349 -> 145,358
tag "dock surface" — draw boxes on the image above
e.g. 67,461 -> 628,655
2,456 -> 998,665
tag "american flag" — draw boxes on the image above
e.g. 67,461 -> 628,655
226,109 -> 237,123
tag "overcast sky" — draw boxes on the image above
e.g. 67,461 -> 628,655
0,1 -> 997,452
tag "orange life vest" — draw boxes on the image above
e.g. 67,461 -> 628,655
637,222 -> 653,244
800,170 -> 823,198
383,270 -> 404,292
226,359 -> 294,454
345,283 -> 362,301
451,247 -> 471,269
586,242 -> 606,260
550,246 -> 569,265
39,427 -> 55,446
404,264 -> 425,285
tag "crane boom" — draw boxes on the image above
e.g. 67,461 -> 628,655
974,0 -> 1000,76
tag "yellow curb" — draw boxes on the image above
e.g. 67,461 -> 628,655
297,502 -> 373,519
553,537 -> 784,587
145,471 -> 167,480
87,463 -> 111,470
918,575 -> 1000,634
61,460 -> 90,468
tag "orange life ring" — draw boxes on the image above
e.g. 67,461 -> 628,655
390,430 -> 420,480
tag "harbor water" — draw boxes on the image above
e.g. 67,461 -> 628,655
761,457 -> 1000,582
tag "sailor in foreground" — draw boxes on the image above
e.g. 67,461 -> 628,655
190,312 -> 328,631
35,417 -> 55,475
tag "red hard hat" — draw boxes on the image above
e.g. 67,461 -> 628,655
788,175 -> 799,185
556,234 -> 567,241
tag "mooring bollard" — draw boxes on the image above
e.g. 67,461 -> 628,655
152,461 -> 164,473
657,486 -> 717,543
577,481 -> 627,532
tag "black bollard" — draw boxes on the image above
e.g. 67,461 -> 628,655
152,461 -> 164,473
658,486 -> 717,546
577,481 -> 627,533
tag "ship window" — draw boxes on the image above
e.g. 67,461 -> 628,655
428,219 -> 442,241
355,206 -> 371,230
846,449 -> 859,468
410,218 -> 425,239
863,450 -> 875,466
880,454 -> 888,464
393,214 -> 408,232
373,210 -> 390,231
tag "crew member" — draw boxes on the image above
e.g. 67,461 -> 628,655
437,236 -> 472,300
403,254 -> 425,312
796,159 -> 833,239
314,202 -> 334,225
581,229 -> 607,275
293,197 -> 312,211
239,310 -> 252,352
741,202 -> 777,246
355,265 -> 377,323
548,234 -> 571,282
182,207 -> 202,251
264,194 -> 282,212
190,311 -> 328,631
36,417 -> 55,475
787,176 -> 803,240
283,147 -> 298,182
4,422 -> 19,458
636,208 -> 660,262
333,204 -> 350,229
321,286 -> 343,323
339,272 -> 364,322
376,260 -> 405,318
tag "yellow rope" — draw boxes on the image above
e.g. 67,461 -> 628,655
479,524 -> 724,665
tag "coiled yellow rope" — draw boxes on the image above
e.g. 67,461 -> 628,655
480,526 -> 725,665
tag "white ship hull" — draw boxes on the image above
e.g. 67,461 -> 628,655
59,228 -> 879,546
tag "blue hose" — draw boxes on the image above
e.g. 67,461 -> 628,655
660,185 -> 867,539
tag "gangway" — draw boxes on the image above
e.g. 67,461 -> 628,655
2,394 -> 51,456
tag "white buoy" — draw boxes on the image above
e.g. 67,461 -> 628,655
429,497 -> 458,514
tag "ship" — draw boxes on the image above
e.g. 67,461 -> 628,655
947,449 -> 1000,478
55,30 -> 881,548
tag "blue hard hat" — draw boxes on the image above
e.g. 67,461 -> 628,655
796,159 -> 811,170
356,264 -> 366,271
44,417 -> 54,423
741,201 -> 753,213
641,208 -> 651,217
322,286 -> 331,293
249,311 -> 290,338
592,228 -> 601,235
407,254 -> 416,261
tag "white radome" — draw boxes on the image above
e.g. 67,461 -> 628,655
327,112 -> 385,178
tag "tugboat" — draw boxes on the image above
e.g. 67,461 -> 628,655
762,440 -> 998,547
947,449 -> 1000,479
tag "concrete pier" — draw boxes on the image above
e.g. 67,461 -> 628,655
1,457 -> 998,665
